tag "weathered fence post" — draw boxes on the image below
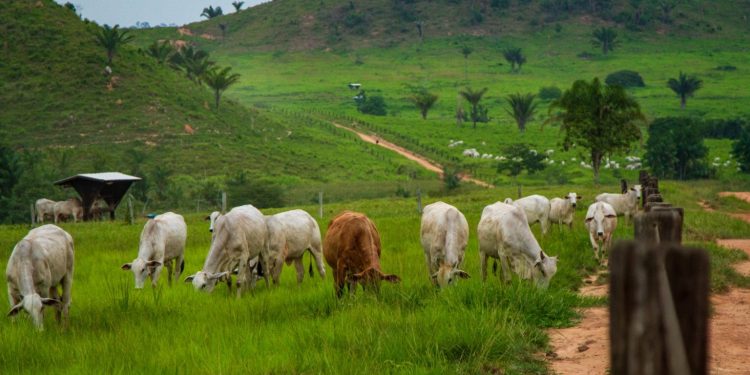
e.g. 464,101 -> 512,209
318,191 -> 323,219
127,195 -> 134,225
517,184 -> 522,199
221,191 -> 227,213
30,203 -> 35,226
416,188 -> 422,214
634,207 -> 684,244
610,242 -> 709,375
620,179 -> 628,194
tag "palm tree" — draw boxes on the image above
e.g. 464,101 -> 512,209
409,89 -> 439,120
201,6 -> 223,19
170,47 -> 214,84
667,71 -> 703,109
459,87 -> 488,129
232,1 -> 244,12
591,27 -> 619,55
146,41 -> 174,64
460,46 -> 472,79
93,24 -> 134,65
506,93 -> 537,133
203,66 -> 241,110
502,47 -> 527,73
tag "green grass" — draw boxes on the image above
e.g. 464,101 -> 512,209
1,181 -> 748,373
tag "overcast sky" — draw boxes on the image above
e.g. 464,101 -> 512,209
54,0 -> 268,27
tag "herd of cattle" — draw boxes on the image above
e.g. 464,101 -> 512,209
34,198 -> 109,223
6,185 -> 642,329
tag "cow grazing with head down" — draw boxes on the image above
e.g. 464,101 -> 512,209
596,188 -> 639,222
53,198 -> 83,223
121,212 -> 187,289
504,195 -> 551,235
186,205 -> 267,297
323,211 -> 400,297
549,192 -> 581,230
35,199 -> 56,224
265,209 -> 326,285
478,202 -> 558,288
6,225 -> 74,330
420,202 -> 470,287
584,202 -> 618,264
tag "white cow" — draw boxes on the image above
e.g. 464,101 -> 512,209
584,202 -> 618,263
549,192 -> 581,230
596,188 -> 639,222
265,209 -> 326,285
206,211 -> 221,234
420,202 -> 470,287
185,205 -> 267,297
53,198 -> 83,223
6,225 -> 74,330
121,212 -> 187,289
35,198 -> 56,223
504,195 -> 551,235
478,202 -> 558,288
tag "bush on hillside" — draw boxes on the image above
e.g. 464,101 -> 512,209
226,171 -> 285,208
698,118 -> 746,139
357,91 -> 388,116
605,70 -> 645,88
732,125 -> 750,173
538,86 -> 562,101
645,117 -> 712,180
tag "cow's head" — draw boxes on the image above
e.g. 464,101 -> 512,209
184,271 -> 228,293
121,258 -> 162,289
7,293 -> 60,330
503,198 -> 514,204
348,267 -> 400,288
585,204 -> 617,239
564,192 -> 580,208
431,264 -> 470,287
534,252 -> 558,289
633,184 -> 642,199
206,211 -> 221,233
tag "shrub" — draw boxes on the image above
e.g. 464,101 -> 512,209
698,118 -> 746,139
357,94 -> 387,116
644,117 -> 711,180
538,86 -> 562,101
732,125 -> 750,173
605,70 -> 645,88
225,172 -> 285,208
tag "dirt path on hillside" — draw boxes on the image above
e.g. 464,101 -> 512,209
547,194 -> 750,374
330,122 -> 494,188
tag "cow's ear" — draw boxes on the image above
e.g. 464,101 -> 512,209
184,275 -> 195,283
121,263 -> 132,270
7,302 -> 23,317
204,215 -> 211,221
41,298 -> 61,307
605,214 -> 617,218
455,270 -> 471,279
577,195 -> 583,200
146,260 -> 162,268
209,271 -> 229,280
382,274 -> 401,283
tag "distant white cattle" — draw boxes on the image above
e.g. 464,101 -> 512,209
53,198 -> 83,223
265,209 -> 326,285
596,188 -> 639,222
185,205 -> 267,297
35,198 -> 56,223
504,195 -> 551,235
121,212 -> 187,289
549,192 -> 580,230
6,225 -> 74,330
420,202 -> 470,287
348,83 -> 362,90
478,202 -> 558,288
584,202 -> 618,263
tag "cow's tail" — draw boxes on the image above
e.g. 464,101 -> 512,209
308,251 -> 314,277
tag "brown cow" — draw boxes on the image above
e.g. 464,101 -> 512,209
323,211 -> 400,297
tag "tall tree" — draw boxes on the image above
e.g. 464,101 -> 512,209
459,87 -> 488,129
502,47 -> 527,73
203,66 -> 241,110
496,143 -> 547,186
232,1 -> 244,12
667,71 -> 703,109
201,6 -> 223,19
409,88 -> 439,120
644,118 -> 709,179
732,124 -> 750,173
460,45 -> 473,79
549,78 -> 644,183
170,46 -> 214,84
146,40 -> 174,64
93,24 -> 134,65
591,27 -> 619,55
506,93 -> 537,133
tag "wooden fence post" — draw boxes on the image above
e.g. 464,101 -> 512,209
127,195 -> 134,225
634,207 -> 684,244
30,203 -> 35,226
416,188 -> 422,214
610,241 -> 709,375
318,191 -> 323,219
221,191 -> 227,213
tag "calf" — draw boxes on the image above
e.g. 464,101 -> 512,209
478,202 -> 558,288
53,198 -> 82,223
265,209 -> 326,285
6,225 -> 74,330
323,211 -> 400,297
596,188 -> 639,222
584,202 -> 618,264
549,192 -> 581,230
185,205 -> 267,297
420,202 -> 470,287
121,212 -> 187,289
504,195 -> 551,234
35,198 -> 56,223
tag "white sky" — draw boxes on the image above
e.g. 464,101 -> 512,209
54,0 -> 268,27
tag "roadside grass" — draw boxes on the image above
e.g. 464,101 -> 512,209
1,181 -> 748,373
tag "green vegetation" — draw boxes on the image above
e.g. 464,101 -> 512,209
502,47 -> 527,73
408,87 -> 439,120
733,125 -> 750,173
645,117 -> 711,179
93,24 -> 134,65
203,66 -> 241,110
605,70 -> 645,88
505,93 -> 538,133
591,27 -> 620,55
668,71 -> 704,109
201,5 -> 223,19
496,144 -> 547,184
459,87 -> 489,129
231,1 -> 244,12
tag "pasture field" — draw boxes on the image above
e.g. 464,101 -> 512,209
1,181 -> 749,374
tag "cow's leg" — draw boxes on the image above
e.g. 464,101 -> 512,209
151,264 -> 163,288
236,254 -> 251,298
499,254 -> 512,283
48,286 -> 62,323
335,259 -> 347,298
165,260 -> 173,287
174,255 -> 184,285
479,252 -> 488,282
293,258 -> 305,284
272,257 -> 284,285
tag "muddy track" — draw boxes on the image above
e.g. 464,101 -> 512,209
330,122 -> 494,188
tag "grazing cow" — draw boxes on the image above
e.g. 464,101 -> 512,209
549,192 -> 581,229
504,195 -> 551,235
478,202 -> 558,288
584,202 -> 618,263
89,199 -> 110,221
53,198 -> 83,223
596,188 -> 639,222
265,209 -> 326,285
6,225 -> 74,330
121,212 -> 187,289
35,198 -> 56,223
206,211 -> 221,234
205,210 -> 262,290
185,205 -> 267,297
323,211 -> 400,297
420,202 -> 470,287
